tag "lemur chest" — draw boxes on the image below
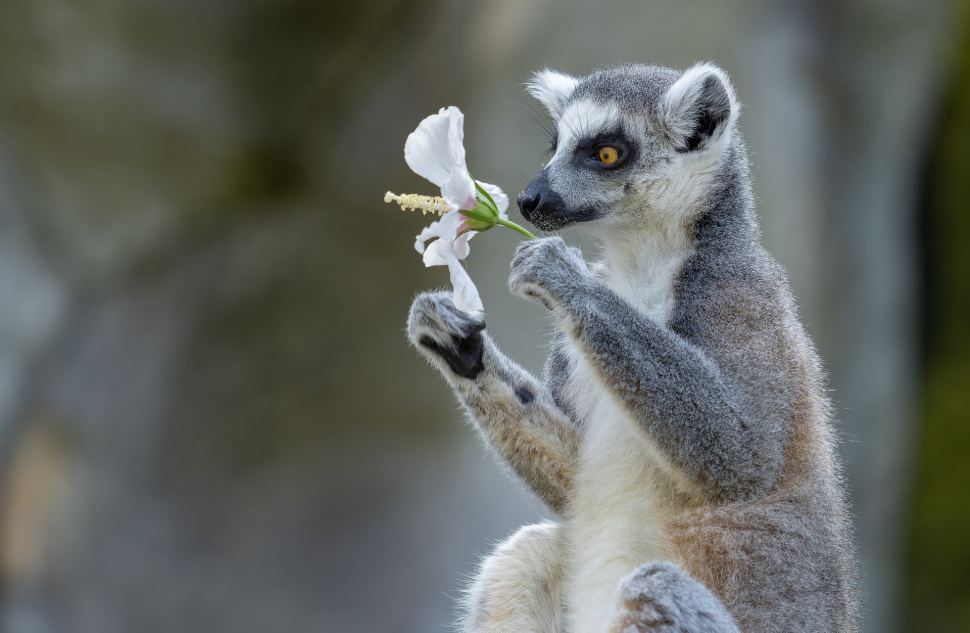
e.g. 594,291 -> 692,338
560,347 -> 692,633
558,250 -> 695,632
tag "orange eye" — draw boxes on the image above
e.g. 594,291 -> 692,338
598,147 -> 619,164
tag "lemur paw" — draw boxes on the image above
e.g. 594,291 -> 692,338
606,562 -> 739,633
408,291 -> 486,379
509,236 -> 590,310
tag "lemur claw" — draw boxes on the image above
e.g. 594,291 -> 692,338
408,291 -> 485,379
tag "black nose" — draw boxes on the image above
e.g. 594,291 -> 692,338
517,192 -> 541,220
517,169 -> 573,230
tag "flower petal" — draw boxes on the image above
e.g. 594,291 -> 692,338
421,237 -> 452,267
453,225 -> 475,259
415,210 -> 474,263
476,181 -> 509,219
404,107 -> 461,187
445,251 -> 484,312
415,225 -> 483,311
414,210 -> 458,256
405,107 -> 477,210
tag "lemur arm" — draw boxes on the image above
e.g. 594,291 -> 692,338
408,291 -> 580,514
510,237 -> 783,503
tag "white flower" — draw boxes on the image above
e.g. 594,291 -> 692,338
402,106 -> 509,313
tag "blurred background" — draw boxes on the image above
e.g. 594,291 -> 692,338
0,0 -> 966,631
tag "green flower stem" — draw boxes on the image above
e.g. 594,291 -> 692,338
496,217 -> 537,240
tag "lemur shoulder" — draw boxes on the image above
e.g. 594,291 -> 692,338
407,63 -> 858,633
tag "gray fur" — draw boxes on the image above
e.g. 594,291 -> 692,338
409,292 -> 580,514
462,522 -> 565,633
407,63 -> 858,632
608,562 -> 740,633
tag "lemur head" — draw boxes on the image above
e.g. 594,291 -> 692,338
518,63 -> 740,232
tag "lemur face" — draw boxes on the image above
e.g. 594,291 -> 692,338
518,64 -> 738,232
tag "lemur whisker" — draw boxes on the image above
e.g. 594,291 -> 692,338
504,166 -> 529,188
512,98 -> 553,135
509,100 -> 556,148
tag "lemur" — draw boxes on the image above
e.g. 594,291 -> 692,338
407,63 -> 858,633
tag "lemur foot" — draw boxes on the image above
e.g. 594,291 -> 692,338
408,291 -> 485,379
607,562 -> 740,633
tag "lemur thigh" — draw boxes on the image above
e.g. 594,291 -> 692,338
606,562 -> 740,633
509,238 -> 781,503
408,292 -> 580,513
463,523 -> 564,633
664,494 -> 858,632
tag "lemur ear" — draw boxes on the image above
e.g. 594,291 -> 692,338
662,63 -> 738,153
526,69 -> 579,119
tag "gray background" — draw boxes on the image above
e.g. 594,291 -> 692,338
0,0 -> 962,632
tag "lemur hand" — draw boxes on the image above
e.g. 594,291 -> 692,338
408,291 -> 485,379
509,236 -> 591,310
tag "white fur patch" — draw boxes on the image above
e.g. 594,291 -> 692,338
464,523 -> 563,633
554,99 -> 622,161
526,69 -> 579,119
661,62 -> 739,155
636,150 -> 727,230
560,345 -> 696,633
598,224 -> 694,323
663,62 -> 738,120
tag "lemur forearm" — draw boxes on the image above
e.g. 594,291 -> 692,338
408,292 -> 579,513
448,334 -> 580,514
560,281 -> 781,502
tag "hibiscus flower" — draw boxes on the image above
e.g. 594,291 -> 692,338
385,106 -> 534,312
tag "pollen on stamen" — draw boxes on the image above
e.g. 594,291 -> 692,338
384,192 -> 454,216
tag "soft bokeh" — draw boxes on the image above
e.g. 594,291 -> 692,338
0,1 -> 965,632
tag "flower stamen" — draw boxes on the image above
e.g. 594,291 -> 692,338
384,192 -> 454,216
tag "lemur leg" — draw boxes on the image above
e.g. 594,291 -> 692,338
605,562 -> 740,633
408,291 -> 580,513
463,522 -> 564,633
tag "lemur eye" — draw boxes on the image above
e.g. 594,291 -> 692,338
597,147 -> 619,164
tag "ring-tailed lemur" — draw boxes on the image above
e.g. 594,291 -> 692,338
407,63 -> 858,633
